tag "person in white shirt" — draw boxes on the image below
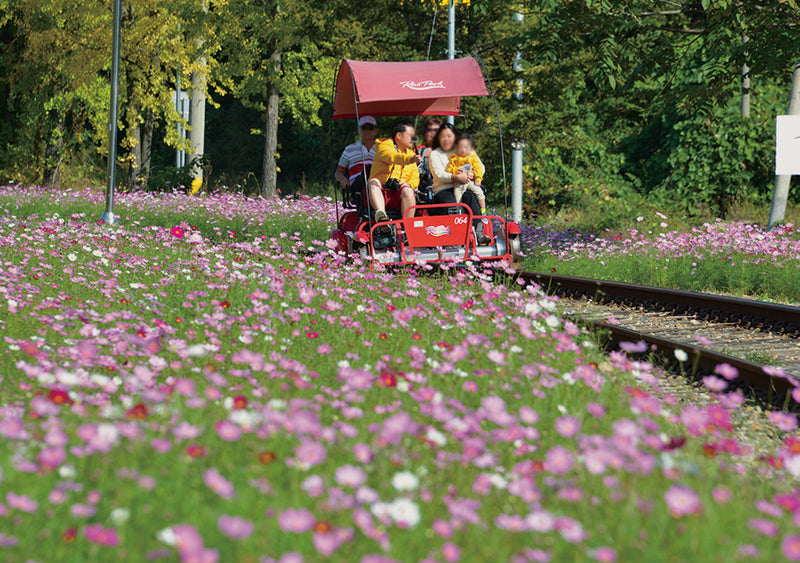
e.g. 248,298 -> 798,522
335,116 -> 378,196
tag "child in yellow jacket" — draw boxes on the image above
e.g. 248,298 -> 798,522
446,134 -> 486,214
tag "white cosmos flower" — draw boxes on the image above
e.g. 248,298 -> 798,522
674,349 -> 689,362
58,465 -> 76,479
156,527 -> 176,546
110,507 -> 130,526
425,428 -> 447,447
386,498 -> 421,528
545,315 -> 560,328
267,399 -> 286,411
487,473 -> 508,489
391,471 -> 420,492
785,456 -> 800,478
186,344 -> 207,357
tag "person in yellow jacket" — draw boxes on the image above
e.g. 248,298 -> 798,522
446,133 -> 486,215
367,120 -> 421,229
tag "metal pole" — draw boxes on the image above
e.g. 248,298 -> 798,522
102,0 -> 122,226
511,140 -> 525,223
768,62 -> 800,229
446,0 -> 455,125
176,69 -> 183,168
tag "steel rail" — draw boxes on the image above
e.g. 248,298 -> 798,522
517,272 -> 800,337
514,270 -> 800,395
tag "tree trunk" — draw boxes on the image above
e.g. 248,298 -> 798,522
42,113 -> 65,188
768,62 -> 800,229
140,109 -> 154,184
261,48 -> 281,198
128,112 -> 141,187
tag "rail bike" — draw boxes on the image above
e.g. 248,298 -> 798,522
327,57 -> 521,267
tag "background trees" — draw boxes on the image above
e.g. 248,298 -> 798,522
0,0 -> 798,221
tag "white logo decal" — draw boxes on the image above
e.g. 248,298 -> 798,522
400,80 -> 446,91
453,216 -> 469,225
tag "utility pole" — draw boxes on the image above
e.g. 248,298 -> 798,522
768,62 -> 800,229
511,10 -> 525,224
101,0 -> 122,226
446,0 -> 455,125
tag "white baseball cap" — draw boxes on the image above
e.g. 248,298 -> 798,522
358,115 -> 377,127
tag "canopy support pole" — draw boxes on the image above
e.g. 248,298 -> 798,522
345,60 -> 374,237
474,55 -> 508,222
446,0 -> 455,126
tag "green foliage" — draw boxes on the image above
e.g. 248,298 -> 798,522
145,155 -> 210,193
622,80 -> 786,216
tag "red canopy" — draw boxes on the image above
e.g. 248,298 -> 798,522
333,57 -> 488,120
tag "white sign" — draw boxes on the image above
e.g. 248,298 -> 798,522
776,115 -> 800,175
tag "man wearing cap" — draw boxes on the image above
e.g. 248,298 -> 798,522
335,116 -> 378,197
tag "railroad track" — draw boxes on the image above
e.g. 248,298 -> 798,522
515,271 -> 800,399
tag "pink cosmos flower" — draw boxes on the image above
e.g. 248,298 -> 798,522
664,484 -> 701,517
702,375 -> 727,392
768,411 -> 798,432
353,443 -> 373,463
432,519 -> 453,538
217,515 -> 254,539
313,530 -> 342,556
442,542 -> 461,562
171,226 -> 185,238
278,508 -> 315,533
544,446 -> 573,475
715,363 -> 738,380
215,420 -> 243,442
554,416 -> 580,438
71,504 -> 96,517
84,523 -> 119,546
203,468 -> 235,499
712,488 -> 731,503
593,547 -> 617,562
335,465 -> 367,488
6,492 -> 37,513
294,440 -> 327,468
783,534 -> 800,561
586,402 -> 606,418
748,518 -> 778,537
38,446 -> 66,468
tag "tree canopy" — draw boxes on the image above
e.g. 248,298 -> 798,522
0,0 -> 798,217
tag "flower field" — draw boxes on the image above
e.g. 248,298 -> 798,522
525,216 -> 800,302
2,185 -> 800,562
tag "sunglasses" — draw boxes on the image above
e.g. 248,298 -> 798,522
360,124 -> 376,131
425,127 -> 439,132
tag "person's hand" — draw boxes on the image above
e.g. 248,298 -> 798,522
399,182 -> 412,190
339,178 -> 349,189
452,172 -> 469,184
412,153 -> 422,165
466,170 -> 475,181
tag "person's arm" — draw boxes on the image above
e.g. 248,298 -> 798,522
445,157 -> 459,175
471,155 -> 485,185
335,166 -> 349,187
429,150 -> 453,184
375,141 -> 418,166
405,161 -> 420,190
